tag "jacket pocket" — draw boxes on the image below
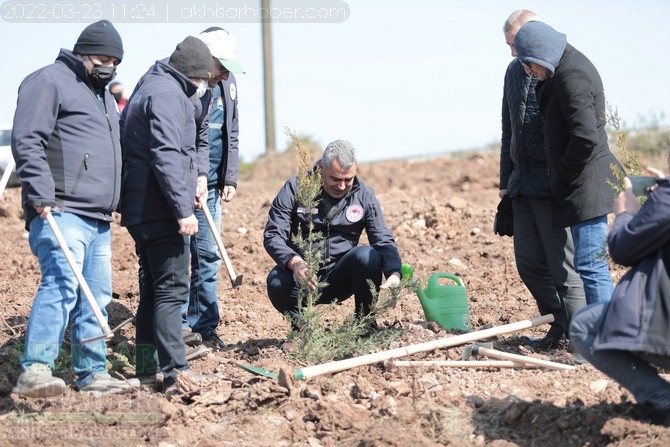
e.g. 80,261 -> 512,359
71,153 -> 89,194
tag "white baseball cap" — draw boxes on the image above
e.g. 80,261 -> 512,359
198,28 -> 245,74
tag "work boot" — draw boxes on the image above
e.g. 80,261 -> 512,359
182,328 -> 203,347
185,344 -> 210,361
519,335 -> 563,350
75,373 -> 140,396
13,363 -> 66,398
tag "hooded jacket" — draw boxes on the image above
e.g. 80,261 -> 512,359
263,171 -> 401,278
594,179 -> 670,356
119,60 -> 201,227
11,49 -> 122,229
515,22 -> 622,228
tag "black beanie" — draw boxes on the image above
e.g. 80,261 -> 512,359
73,20 -> 124,63
168,36 -> 213,79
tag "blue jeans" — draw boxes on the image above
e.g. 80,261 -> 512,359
185,188 -> 222,337
128,219 -> 190,384
22,212 -> 111,388
570,303 -> 670,409
571,216 -> 614,305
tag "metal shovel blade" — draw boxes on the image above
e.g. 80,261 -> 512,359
237,363 -> 278,379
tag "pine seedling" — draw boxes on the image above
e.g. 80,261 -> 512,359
607,104 -> 644,192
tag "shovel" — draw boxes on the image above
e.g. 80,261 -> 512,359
198,195 -> 243,288
46,212 -> 131,344
237,314 -> 554,380
0,158 -> 15,200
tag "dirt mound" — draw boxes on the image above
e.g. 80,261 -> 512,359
0,150 -> 667,446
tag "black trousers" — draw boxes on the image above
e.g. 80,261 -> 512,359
128,219 -> 190,384
266,246 -> 383,326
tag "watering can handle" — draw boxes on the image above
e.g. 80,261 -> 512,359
428,272 -> 464,288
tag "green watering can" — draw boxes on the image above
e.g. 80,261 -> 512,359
416,272 -> 471,331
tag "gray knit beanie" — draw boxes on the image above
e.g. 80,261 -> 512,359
168,36 -> 213,79
514,21 -> 567,75
73,20 -> 124,63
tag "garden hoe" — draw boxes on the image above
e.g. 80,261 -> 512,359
46,212 -> 131,344
462,342 -> 576,371
198,195 -> 243,288
237,313 -> 555,380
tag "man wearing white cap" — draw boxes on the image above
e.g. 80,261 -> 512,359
183,27 -> 245,350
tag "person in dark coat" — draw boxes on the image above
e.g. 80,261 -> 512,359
499,10 -> 586,349
263,140 -> 402,333
570,166 -> 670,427
119,36 -> 214,393
11,20 -> 139,398
514,21 -> 623,305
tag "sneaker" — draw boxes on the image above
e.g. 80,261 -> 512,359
75,373 -> 140,395
13,363 -> 66,398
185,344 -> 210,361
203,333 -> 228,350
182,328 -> 203,347
136,372 -> 164,386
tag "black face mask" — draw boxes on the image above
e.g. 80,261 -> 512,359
87,57 -> 116,90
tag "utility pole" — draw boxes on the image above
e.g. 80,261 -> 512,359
261,0 -> 276,155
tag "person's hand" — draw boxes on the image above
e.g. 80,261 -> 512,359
35,205 -> 51,218
645,166 -> 666,179
614,177 -> 641,216
289,257 -> 317,290
221,185 -> 236,202
195,176 -> 208,208
498,189 -> 508,199
380,272 -> 401,289
178,214 -> 199,235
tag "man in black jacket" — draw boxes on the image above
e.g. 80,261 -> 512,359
515,21 -> 622,306
499,11 -> 586,349
11,20 -> 138,397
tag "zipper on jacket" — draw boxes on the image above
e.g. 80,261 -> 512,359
71,153 -> 89,194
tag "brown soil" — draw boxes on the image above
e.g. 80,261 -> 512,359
0,149 -> 668,447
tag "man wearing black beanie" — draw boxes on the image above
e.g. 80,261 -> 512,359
11,20 -> 139,397
119,36 -> 215,396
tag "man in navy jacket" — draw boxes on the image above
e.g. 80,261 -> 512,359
120,36 -> 214,393
11,20 -> 138,397
183,28 -> 243,351
264,140 -> 402,333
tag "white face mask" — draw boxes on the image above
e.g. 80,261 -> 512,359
189,79 -> 208,102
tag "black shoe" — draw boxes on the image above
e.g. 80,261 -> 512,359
634,402 -> 670,427
520,335 -> 562,350
203,333 -> 228,350
182,329 -> 203,347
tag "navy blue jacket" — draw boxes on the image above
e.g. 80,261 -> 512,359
594,178 -> 670,356
207,74 -> 239,190
11,49 -> 122,229
263,173 -> 402,278
119,60 -> 201,226
500,60 -> 550,198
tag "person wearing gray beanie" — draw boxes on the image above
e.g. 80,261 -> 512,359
514,21 -> 566,78
511,20 -> 622,312
11,21 -> 138,397
168,36 -> 213,80
73,19 -> 124,63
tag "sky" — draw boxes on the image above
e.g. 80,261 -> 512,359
1,0 -> 669,163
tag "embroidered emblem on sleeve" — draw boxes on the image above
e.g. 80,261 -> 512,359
345,204 -> 364,222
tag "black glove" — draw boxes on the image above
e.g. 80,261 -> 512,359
494,195 -> 513,237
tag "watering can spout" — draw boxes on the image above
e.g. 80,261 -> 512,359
416,272 -> 471,331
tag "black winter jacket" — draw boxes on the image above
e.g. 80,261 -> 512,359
500,60 -> 550,198
263,174 -> 401,278
11,49 -> 122,229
